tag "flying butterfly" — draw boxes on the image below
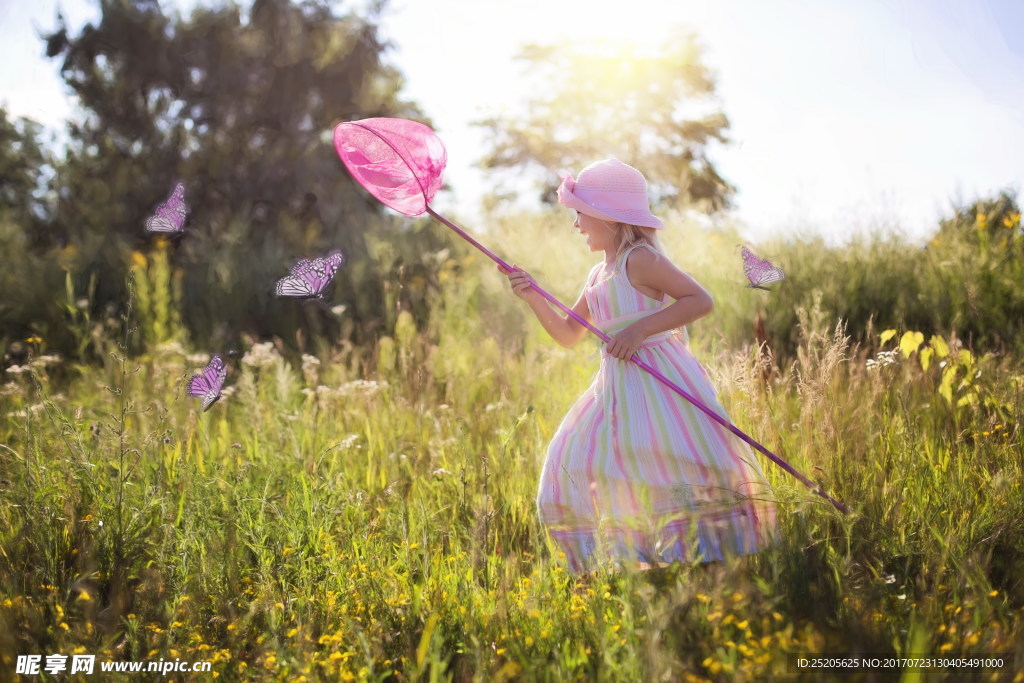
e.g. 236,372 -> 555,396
740,246 -> 785,290
145,182 -> 189,234
275,250 -> 345,299
187,355 -> 227,411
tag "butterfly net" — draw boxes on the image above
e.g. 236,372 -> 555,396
333,118 -> 447,216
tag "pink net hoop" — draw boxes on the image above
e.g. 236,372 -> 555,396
333,118 -> 447,216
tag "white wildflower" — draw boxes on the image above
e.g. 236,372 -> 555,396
0,382 -> 22,396
339,434 -> 360,450
866,350 -> 900,371
29,354 -> 63,369
301,354 -> 321,386
241,342 -> 278,369
186,353 -> 211,365
337,379 -> 388,397
220,386 -> 237,399
4,365 -> 31,375
315,385 -> 337,399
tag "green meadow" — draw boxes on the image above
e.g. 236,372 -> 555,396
2,209 -> 1023,681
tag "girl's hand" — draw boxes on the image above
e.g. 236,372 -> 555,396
498,264 -> 542,302
605,324 -> 648,360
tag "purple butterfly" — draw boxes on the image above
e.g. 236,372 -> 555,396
145,182 -> 189,234
741,246 -> 785,290
187,355 -> 227,411
275,251 -> 345,298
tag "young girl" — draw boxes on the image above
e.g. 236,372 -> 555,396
502,159 -> 777,573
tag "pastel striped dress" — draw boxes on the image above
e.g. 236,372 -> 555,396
537,244 -> 777,572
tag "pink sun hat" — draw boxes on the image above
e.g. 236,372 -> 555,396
556,158 -> 665,229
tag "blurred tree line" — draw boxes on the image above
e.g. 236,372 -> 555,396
476,33 -> 735,213
1,0 -> 1022,369
2,0 -> 458,364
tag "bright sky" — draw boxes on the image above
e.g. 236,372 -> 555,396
3,0 -> 1023,244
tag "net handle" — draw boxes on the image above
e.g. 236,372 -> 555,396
426,207 -> 847,514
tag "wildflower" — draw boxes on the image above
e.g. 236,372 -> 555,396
241,342 -> 279,369
25,336 -> 43,344
866,350 -> 900,371
337,379 -> 389,397
4,365 -> 31,375
301,354 -> 321,385
30,354 -> 62,369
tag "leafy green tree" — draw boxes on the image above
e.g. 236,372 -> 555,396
43,0 -> 444,352
476,32 -> 734,213
0,108 -> 51,239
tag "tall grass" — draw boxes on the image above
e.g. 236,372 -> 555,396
1,210 -> 1022,681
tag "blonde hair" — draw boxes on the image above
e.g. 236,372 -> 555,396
610,222 -> 666,265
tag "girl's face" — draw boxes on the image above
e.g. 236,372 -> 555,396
574,211 -> 617,252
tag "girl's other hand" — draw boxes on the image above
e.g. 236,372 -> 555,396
498,264 -> 541,302
605,324 -> 647,361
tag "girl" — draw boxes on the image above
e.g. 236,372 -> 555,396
502,159 -> 777,573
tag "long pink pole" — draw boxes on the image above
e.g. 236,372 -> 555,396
425,206 -> 848,514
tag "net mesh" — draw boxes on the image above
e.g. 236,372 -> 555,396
333,118 -> 447,216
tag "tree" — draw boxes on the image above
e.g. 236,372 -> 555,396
42,0 -> 441,351
0,108 -> 51,241
475,31 -> 734,213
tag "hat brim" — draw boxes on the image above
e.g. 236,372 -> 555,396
556,173 -> 665,229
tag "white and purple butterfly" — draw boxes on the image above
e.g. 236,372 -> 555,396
275,251 -> 345,299
741,246 -> 785,290
187,355 -> 227,411
145,182 -> 189,234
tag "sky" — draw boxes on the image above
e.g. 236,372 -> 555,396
2,0 -> 1023,244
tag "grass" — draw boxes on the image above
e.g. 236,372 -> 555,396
1,216 -> 1023,682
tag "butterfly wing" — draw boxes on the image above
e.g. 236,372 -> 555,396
145,183 -> 189,233
187,355 -> 226,411
741,246 -> 785,288
277,251 -> 344,298
309,251 -> 345,296
275,274 -> 316,297
752,266 -> 786,287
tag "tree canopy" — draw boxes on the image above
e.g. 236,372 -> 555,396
27,0 -> 450,353
475,32 -> 734,213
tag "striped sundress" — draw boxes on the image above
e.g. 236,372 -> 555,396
537,244 -> 777,573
